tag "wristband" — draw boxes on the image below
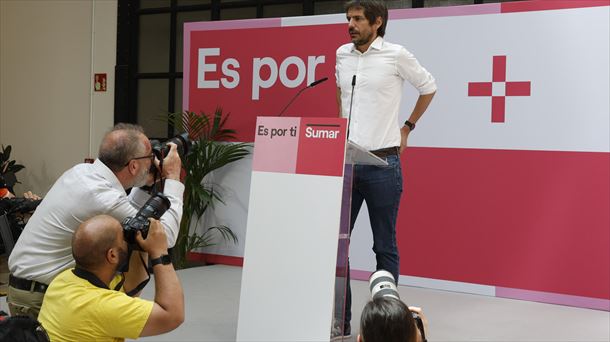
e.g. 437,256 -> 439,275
404,120 -> 415,131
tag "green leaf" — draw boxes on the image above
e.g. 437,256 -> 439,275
0,144 -> 24,183
162,108 -> 250,269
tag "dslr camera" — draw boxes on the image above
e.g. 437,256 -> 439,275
122,193 -> 171,247
147,132 -> 192,190
369,270 -> 427,342
150,132 -> 192,162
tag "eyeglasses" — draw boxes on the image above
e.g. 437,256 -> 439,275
124,154 -> 154,166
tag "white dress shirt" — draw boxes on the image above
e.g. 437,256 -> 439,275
8,159 -> 184,285
336,37 -> 437,151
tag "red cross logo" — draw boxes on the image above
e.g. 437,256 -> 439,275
468,56 -> 531,123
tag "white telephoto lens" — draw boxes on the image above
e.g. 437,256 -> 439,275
369,270 -> 399,300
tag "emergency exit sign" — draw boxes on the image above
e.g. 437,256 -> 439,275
94,73 -> 107,92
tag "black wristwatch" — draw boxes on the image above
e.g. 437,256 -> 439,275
404,120 -> 415,131
150,254 -> 172,267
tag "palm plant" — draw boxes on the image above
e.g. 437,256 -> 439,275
167,108 -> 251,268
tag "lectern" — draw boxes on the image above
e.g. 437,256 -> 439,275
236,116 -> 386,341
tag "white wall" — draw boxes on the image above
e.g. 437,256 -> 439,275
0,0 -> 117,195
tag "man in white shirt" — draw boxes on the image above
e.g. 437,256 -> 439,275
334,0 -> 436,339
7,123 -> 184,318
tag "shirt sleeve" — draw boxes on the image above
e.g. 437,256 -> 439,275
335,53 -> 341,87
96,292 -> 154,339
128,187 -> 151,208
158,179 -> 184,247
396,47 -> 437,95
98,188 -> 140,224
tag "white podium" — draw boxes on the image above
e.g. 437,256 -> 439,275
236,117 -> 385,341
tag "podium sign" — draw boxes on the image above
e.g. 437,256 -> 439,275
237,116 -> 347,341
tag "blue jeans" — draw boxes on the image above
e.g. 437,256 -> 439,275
341,154 -> 403,329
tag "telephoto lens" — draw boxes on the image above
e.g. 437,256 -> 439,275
369,269 -> 400,300
150,132 -> 192,161
369,270 -> 428,342
122,193 -> 171,246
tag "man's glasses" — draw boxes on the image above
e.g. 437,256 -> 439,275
124,154 -> 154,166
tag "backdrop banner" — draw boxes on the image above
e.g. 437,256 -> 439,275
184,0 -> 610,310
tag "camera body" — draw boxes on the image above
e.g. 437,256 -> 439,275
369,270 -> 426,341
147,132 -> 192,182
150,132 -> 192,161
122,193 -> 171,246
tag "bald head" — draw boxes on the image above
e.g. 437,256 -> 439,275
98,123 -> 147,172
73,215 -> 123,270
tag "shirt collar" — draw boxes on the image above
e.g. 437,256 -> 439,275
93,158 -> 126,193
351,36 -> 384,54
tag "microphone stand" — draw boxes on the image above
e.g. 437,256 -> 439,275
278,87 -> 308,117
347,75 -> 356,139
278,77 -> 329,117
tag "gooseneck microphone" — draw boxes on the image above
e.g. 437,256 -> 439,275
347,75 -> 356,139
278,77 -> 329,117
308,77 -> 329,88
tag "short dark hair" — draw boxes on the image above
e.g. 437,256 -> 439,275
344,0 -> 388,37
98,123 -> 146,172
360,297 -> 418,342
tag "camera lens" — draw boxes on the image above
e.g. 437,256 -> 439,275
151,132 -> 191,161
122,193 -> 171,246
369,269 -> 400,300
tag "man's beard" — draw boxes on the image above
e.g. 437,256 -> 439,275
116,245 -> 130,274
133,167 -> 150,188
351,29 -> 374,47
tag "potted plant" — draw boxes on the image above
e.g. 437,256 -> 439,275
167,109 -> 251,268
0,145 -> 25,193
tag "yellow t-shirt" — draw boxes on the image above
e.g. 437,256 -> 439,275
38,269 -> 154,342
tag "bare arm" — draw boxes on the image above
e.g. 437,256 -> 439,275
137,220 -> 185,336
400,91 -> 436,153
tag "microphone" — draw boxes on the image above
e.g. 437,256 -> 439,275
278,77 -> 329,117
308,77 -> 328,88
347,75 -> 356,139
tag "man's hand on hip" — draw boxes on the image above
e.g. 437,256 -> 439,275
400,126 -> 411,154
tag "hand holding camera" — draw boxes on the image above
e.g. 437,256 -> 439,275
135,218 -> 168,257
407,306 -> 429,342
122,193 -> 171,249
149,132 -> 191,183
156,143 -> 182,181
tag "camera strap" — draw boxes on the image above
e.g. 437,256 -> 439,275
72,267 -> 123,292
124,252 -> 151,297
73,254 -> 150,297
149,154 -> 165,194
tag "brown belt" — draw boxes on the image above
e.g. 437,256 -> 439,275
9,274 -> 48,293
370,146 -> 399,159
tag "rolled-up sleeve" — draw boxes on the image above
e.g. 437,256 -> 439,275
396,47 -> 437,95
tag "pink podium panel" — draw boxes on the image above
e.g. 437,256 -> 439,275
238,116 -> 348,341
